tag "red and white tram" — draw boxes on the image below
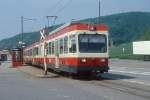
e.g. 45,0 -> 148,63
23,23 -> 109,74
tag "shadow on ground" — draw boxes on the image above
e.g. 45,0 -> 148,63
72,72 -> 136,81
23,65 -> 136,81
99,73 -> 136,80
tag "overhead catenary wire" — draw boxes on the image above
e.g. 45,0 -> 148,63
53,0 -> 73,15
48,0 -> 64,15
45,0 -> 64,27
45,0 -> 73,27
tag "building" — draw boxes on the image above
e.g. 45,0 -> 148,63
0,50 -> 11,61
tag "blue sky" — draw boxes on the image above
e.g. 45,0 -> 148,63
0,0 -> 150,40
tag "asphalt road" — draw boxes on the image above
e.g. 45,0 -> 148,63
0,60 -> 150,100
108,59 -> 150,86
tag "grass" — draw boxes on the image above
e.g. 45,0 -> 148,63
109,43 -> 145,60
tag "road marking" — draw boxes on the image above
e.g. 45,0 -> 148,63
110,70 -> 150,76
127,71 -> 139,74
134,68 -> 145,70
111,67 -> 149,70
137,81 -> 145,85
148,84 -> 150,86
141,72 -> 150,75
123,80 -> 150,86
63,96 -> 70,98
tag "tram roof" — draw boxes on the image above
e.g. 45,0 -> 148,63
24,22 -> 108,50
48,22 -> 108,35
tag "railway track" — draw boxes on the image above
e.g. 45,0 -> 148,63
18,64 -> 150,99
54,71 -> 150,99
84,77 -> 150,99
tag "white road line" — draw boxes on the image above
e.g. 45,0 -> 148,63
123,80 -> 150,86
110,67 -> 128,69
63,96 -> 70,98
134,68 -> 145,70
141,72 -> 150,75
111,67 -> 149,70
110,70 -> 150,76
147,84 -> 150,86
127,71 -> 139,74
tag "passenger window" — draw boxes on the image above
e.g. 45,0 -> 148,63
69,35 -> 76,53
39,46 -> 41,55
33,48 -> 36,56
48,42 -> 52,55
64,36 -> 68,53
30,49 -> 33,56
36,47 -> 39,55
33,47 -> 39,56
51,41 -> 55,55
59,38 -> 63,54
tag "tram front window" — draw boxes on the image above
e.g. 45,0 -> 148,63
79,34 -> 107,53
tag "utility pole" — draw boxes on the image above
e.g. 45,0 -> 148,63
99,0 -> 101,24
20,16 -> 36,47
42,16 -> 57,76
46,16 -> 50,28
21,16 -> 24,44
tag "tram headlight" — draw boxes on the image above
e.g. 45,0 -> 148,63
81,58 -> 86,63
100,58 -> 106,62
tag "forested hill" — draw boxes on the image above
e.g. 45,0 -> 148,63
81,12 -> 150,44
0,12 -> 150,50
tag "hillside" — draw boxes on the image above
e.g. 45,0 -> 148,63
81,12 -> 150,44
0,32 -> 40,50
0,12 -> 150,50
0,24 -> 63,50
137,27 -> 150,41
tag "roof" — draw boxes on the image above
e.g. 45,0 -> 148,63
0,50 -> 10,55
24,22 -> 108,50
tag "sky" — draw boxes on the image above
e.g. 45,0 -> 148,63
0,0 -> 150,40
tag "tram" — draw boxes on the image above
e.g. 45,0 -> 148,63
23,22 -> 109,74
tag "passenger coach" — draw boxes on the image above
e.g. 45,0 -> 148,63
23,23 -> 109,74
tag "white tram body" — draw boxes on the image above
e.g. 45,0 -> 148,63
23,23 -> 109,74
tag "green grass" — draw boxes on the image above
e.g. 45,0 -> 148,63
109,43 -> 144,60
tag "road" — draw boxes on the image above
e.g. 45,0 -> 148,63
108,59 -> 150,86
0,60 -> 150,100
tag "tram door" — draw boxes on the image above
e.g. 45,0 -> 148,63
55,40 -> 59,68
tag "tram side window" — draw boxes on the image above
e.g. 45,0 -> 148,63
27,50 -> 29,56
59,38 -> 63,54
69,35 -> 76,53
36,47 -> 39,55
25,50 -> 30,56
39,46 -> 41,55
33,47 -> 39,56
51,41 -> 55,55
29,49 -> 33,56
64,36 -> 68,54
25,51 -> 27,56
48,42 -> 52,55
24,51 -> 27,56
40,45 -> 42,55
33,48 -> 35,56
